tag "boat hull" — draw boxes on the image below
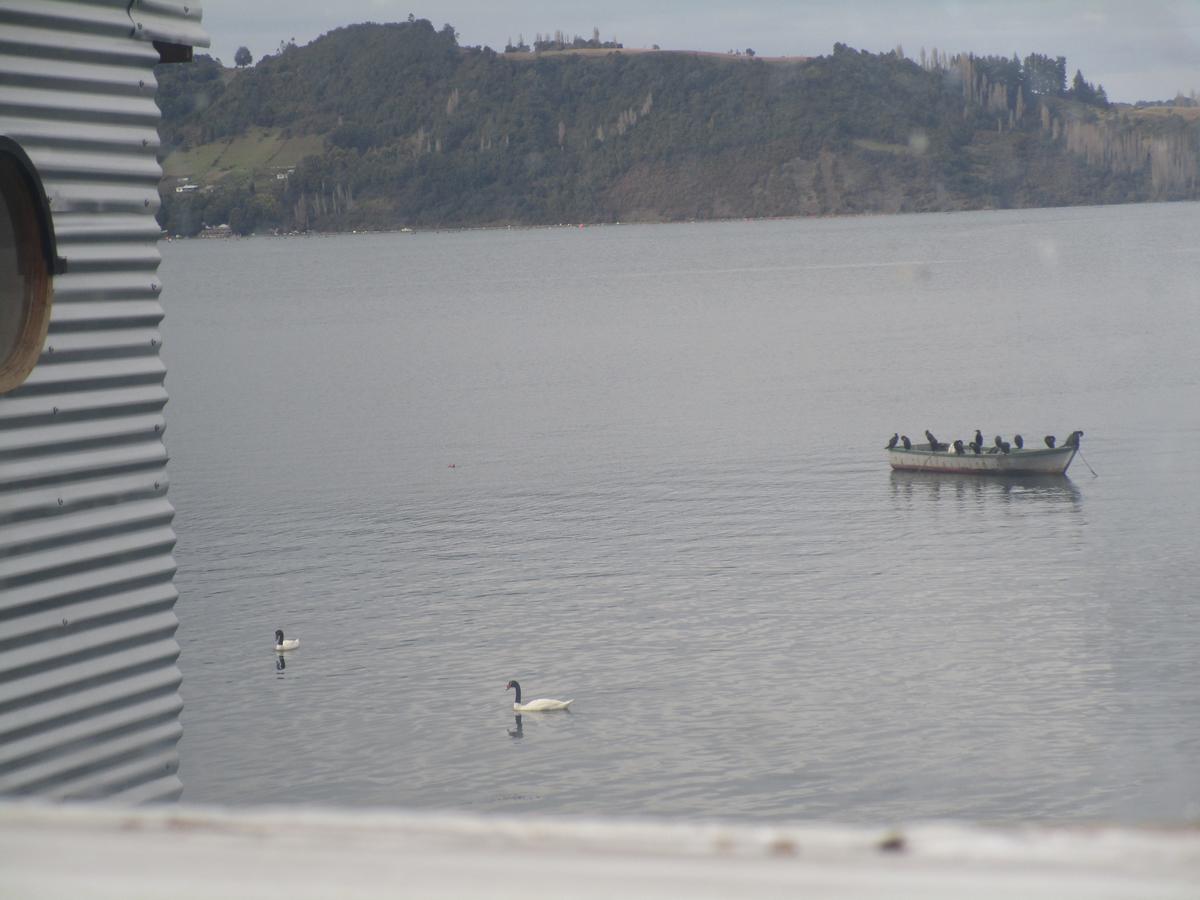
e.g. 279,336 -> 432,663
888,444 -> 1077,476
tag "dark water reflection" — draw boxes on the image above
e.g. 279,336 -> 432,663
162,203 -> 1200,825
890,470 -> 1084,507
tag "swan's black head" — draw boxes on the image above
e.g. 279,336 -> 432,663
275,629 -> 284,643
506,680 -> 521,702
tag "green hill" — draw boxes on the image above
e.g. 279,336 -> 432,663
155,19 -> 1200,234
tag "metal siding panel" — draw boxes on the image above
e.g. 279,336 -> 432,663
106,770 -> 179,802
0,580 -> 179,641
19,148 -> 165,184
47,241 -> 162,270
1,0 -> 205,802
0,665 -> 181,748
41,180 -> 162,215
129,0 -> 209,50
0,118 -> 161,164
0,386 -> 167,423
0,470 -> 166,518
0,22 -> 160,68
0,441 -> 168,486
0,413 -> 166,455
0,1 -> 142,42
0,554 -> 177,617
0,84 -> 161,123
0,691 -> 182,777
0,48 -> 157,94
0,526 -> 177,590
2,718 -> 183,796
52,213 -> 166,241
52,282 -> 164,307
0,497 -> 175,554
45,741 -> 182,799
18,356 -> 168,389
0,640 -> 180,709
6,327 -> 162,357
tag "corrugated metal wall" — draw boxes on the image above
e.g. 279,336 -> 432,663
0,0 -> 205,801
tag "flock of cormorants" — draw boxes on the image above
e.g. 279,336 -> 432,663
886,430 -> 1083,455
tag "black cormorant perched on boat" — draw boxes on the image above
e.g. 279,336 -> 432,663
1013,434 -> 1024,450
999,440 -> 1010,453
1065,430 -> 1084,448
994,435 -> 1004,450
900,435 -> 911,450
887,433 -> 899,449
970,440 -> 981,455
953,439 -> 965,455
974,429 -> 983,449
1044,435 -> 1056,448
925,430 -> 947,451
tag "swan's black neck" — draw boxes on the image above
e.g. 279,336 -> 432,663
275,629 -> 284,644
509,681 -> 521,703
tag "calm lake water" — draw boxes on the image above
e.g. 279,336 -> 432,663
160,203 -> 1200,824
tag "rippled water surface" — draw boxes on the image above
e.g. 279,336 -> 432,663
161,204 -> 1200,823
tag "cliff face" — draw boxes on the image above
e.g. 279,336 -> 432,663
156,21 -> 1200,234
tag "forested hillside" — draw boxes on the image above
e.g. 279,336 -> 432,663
155,18 -> 1200,234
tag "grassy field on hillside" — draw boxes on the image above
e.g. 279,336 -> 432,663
162,127 -> 325,185
1126,106 -> 1200,122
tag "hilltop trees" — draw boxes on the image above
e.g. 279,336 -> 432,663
154,52 -> 224,128
1070,69 -> 1109,107
234,46 -> 252,67
531,28 -> 622,52
1022,53 -> 1066,95
954,50 -> 1116,124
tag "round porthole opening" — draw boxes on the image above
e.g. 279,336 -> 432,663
0,145 -> 56,394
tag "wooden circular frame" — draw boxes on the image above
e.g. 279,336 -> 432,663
0,140 -> 58,394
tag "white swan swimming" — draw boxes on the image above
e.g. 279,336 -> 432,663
274,629 -> 300,652
506,680 -> 571,711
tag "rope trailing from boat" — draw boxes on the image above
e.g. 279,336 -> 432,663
1077,448 -> 1098,477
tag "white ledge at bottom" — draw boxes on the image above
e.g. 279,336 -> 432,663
0,803 -> 1197,900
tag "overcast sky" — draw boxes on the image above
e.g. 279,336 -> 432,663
197,0 -> 1198,103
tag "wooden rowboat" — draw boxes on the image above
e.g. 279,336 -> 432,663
887,437 -> 1080,476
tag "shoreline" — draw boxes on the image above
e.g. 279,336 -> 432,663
162,196 -> 1200,241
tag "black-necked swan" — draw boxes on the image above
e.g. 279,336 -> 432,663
506,680 -> 571,711
274,629 -> 300,652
